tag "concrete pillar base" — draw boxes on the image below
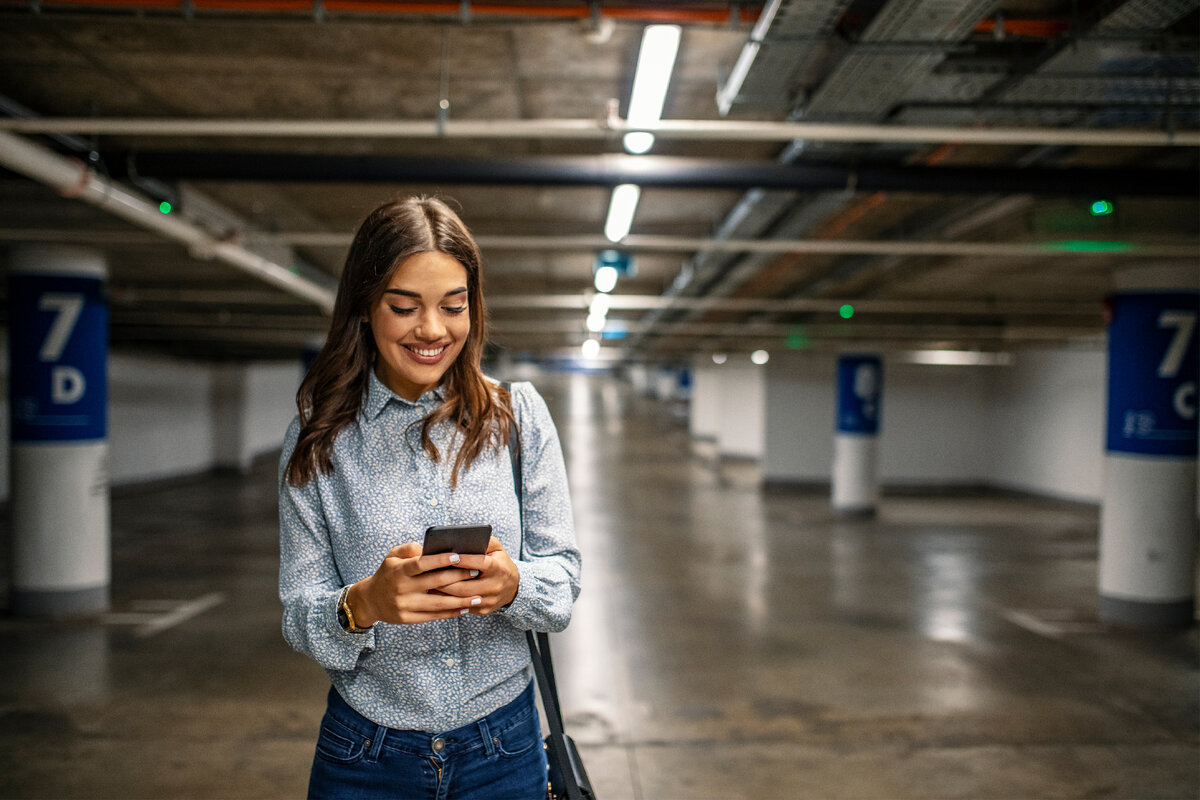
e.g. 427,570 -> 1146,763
11,586 -> 110,618
1100,595 -> 1195,629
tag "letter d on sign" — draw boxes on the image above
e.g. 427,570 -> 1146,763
51,365 -> 86,405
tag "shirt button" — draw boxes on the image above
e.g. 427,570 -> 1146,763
432,737 -> 446,753
428,498 -> 439,507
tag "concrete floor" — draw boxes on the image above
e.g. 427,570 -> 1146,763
1,373 -> 1197,800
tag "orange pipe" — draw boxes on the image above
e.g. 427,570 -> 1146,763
974,18 -> 1070,38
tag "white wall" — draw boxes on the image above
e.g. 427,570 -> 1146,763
758,348 -> 1109,503
763,355 -> 833,481
763,354 -> 990,486
689,363 -> 722,440
110,354 -> 217,485
881,362 -> 990,487
244,362 -> 305,464
715,359 -> 766,459
0,352 -> 301,503
983,349 -> 1106,503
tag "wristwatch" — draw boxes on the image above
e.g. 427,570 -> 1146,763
337,586 -> 372,634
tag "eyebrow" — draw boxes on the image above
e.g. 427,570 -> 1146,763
384,287 -> 468,300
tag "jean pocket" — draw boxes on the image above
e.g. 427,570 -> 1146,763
492,707 -> 540,759
314,716 -> 370,765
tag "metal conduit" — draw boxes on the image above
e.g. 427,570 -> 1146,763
2,117 -> 1197,147
0,131 -> 336,313
101,152 -> 1200,196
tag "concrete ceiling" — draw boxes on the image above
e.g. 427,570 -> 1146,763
0,0 -> 1196,365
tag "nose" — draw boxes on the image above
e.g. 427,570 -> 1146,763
414,307 -> 446,340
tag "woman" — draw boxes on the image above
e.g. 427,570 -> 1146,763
278,196 -> 581,800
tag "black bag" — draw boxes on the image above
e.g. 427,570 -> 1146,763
504,383 -> 595,800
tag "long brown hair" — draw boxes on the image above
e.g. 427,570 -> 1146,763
285,196 -> 512,487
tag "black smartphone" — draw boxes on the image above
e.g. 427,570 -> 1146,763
422,524 -> 492,557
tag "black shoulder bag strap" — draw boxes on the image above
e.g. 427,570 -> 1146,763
502,382 -> 585,800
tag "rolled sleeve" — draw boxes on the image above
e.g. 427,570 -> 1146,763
502,382 -> 582,633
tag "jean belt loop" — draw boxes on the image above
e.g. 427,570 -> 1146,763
369,722 -> 387,760
478,716 -> 496,757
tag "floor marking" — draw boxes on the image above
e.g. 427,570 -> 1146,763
1002,608 -> 1107,639
102,592 -> 226,638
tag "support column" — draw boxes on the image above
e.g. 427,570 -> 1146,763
8,245 -> 110,617
832,354 -> 883,517
1100,264 -> 1198,628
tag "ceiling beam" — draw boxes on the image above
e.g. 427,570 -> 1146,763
0,131 -> 337,313
3,117 -> 1197,147
101,152 -> 1200,197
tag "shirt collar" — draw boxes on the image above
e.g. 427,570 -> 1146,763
363,368 -> 444,420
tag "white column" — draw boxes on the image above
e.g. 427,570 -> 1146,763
832,354 -> 883,517
8,245 -> 110,617
1099,263 -> 1198,628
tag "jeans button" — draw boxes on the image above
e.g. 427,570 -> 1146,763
432,737 -> 446,753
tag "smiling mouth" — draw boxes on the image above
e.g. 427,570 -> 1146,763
406,345 -> 447,358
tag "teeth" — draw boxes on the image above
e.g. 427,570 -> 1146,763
410,346 -> 445,357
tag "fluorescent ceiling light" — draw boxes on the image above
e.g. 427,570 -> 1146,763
751,349 -> 770,365
904,350 -> 1015,366
624,24 -> 681,154
593,265 -> 619,293
586,312 -> 607,333
622,131 -> 655,155
581,338 -> 601,359
604,184 -> 641,242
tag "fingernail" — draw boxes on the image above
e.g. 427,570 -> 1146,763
448,553 -> 460,564
470,597 -> 482,606
469,570 -> 480,578
460,608 -> 470,616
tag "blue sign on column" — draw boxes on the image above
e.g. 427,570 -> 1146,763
1106,291 -> 1199,457
837,355 -> 882,434
9,273 -> 108,442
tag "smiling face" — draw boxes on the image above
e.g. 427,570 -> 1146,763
368,250 -> 471,402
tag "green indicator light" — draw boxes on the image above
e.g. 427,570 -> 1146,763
159,201 -> 172,214
1090,200 -> 1114,216
839,304 -> 854,319
1044,240 -> 1135,253
786,324 -> 810,350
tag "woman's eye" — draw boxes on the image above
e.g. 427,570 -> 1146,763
443,306 -> 468,314
389,306 -> 417,315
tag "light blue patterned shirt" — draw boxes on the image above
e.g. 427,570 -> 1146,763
278,372 -> 581,732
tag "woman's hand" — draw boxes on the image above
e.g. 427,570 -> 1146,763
436,537 -> 520,615
348,542 -> 484,626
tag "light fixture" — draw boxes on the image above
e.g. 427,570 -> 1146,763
586,313 -> 607,333
593,266 -> 619,293
712,353 -> 727,365
623,24 -> 681,155
751,350 -> 770,365
581,338 -> 601,359
622,131 -> 655,155
604,184 -> 641,242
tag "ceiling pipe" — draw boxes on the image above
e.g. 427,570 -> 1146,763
5,228 -> 1191,260
0,130 -> 336,313
485,294 -> 1102,317
100,151 -> 1200,196
3,117 -> 1197,147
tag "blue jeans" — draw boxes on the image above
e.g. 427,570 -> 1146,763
307,682 -> 548,800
